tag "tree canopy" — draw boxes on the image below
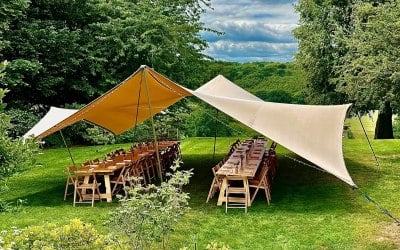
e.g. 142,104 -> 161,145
335,1 -> 400,138
294,0 -> 398,138
1,0 -> 212,108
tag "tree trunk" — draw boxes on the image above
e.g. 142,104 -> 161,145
374,102 -> 394,139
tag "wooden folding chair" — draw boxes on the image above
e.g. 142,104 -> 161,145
64,165 -> 80,200
249,160 -> 271,205
269,141 -> 277,152
73,171 -> 102,207
113,154 -> 125,163
206,162 -> 223,203
111,164 -> 132,195
225,175 -> 249,213
127,160 -> 144,187
133,157 -> 147,186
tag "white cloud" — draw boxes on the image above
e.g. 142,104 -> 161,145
201,0 -> 299,62
205,40 -> 297,62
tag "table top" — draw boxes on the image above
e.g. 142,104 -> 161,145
75,162 -> 123,174
217,139 -> 266,178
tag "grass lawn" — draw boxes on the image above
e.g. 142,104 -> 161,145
1,136 -> 400,249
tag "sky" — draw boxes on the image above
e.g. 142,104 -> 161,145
200,0 -> 299,62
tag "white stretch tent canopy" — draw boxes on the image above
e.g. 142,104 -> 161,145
23,107 -> 78,139
28,66 -> 356,188
188,75 -> 355,187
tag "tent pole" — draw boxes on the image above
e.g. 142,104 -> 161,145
142,68 -> 163,182
59,130 -> 76,166
357,113 -> 380,169
213,110 -> 219,160
132,71 -> 143,143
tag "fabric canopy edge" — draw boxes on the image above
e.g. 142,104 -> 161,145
35,67 -> 146,139
35,65 -> 192,139
188,87 -> 357,188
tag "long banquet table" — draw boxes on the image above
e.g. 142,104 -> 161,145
74,140 -> 180,203
216,139 -> 266,206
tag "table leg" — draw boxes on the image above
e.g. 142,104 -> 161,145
244,177 -> 251,207
82,176 -> 90,195
103,174 -> 112,202
217,177 -> 228,206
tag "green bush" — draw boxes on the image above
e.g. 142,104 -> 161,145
115,122 -> 153,144
109,161 -> 193,250
0,198 -> 26,214
0,88 -> 38,180
0,219 -> 119,249
6,108 -> 40,138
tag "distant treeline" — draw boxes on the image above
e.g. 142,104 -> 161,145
205,61 -> 307,104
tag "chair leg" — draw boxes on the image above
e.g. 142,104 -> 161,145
91,188 -> 95,207
111,181 -> 120,196
64,181 -> 70,201
73,183 -> 77,207
225,189 -> 228,213
250,187 -> 260,204
206,177 -> 217,203
264,180 -> 271,205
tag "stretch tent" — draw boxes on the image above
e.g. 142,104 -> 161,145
33,66 -> 191,139
188,76 -> 355,187
28,65 -> 356,188
23,107 -> 78,139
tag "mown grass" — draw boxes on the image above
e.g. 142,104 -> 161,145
1,136 -> 400,249
346,112 -> 377,139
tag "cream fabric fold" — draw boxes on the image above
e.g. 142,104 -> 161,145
191,75 -> 355,187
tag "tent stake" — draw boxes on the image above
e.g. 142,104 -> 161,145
213,110 -> 219,160
59,130 -> 76,166
142,68 -> 163,182
357,113 -> 380,169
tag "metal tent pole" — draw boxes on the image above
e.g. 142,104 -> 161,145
357,113 -> 380,169
213,110 -> 219,160
60,130 -> 76,166
142,67 -> 163,182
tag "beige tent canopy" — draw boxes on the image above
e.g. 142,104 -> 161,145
30,65 -> 356,188
35,66 -> 191,139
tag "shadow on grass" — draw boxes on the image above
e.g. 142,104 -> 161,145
5,151 -> 382,215
183,153 -> 381,215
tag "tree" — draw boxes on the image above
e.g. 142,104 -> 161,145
335,1 -> 400,139
1,0 -> 212,109
293,0 -> 353,105
0,63 -> 37,180
294,0 -> 394,139
0,0 -> 30,53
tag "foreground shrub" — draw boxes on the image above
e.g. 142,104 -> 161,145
109,161 -> 193,250
0,89 -> 38,180
0,219 -> 119,249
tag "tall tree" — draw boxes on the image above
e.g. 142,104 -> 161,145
1,0 -> 212,108
293,0 -> 352,105
0,0 -> 30,53
294,0 -> 393,139
335,1 -> 400,139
